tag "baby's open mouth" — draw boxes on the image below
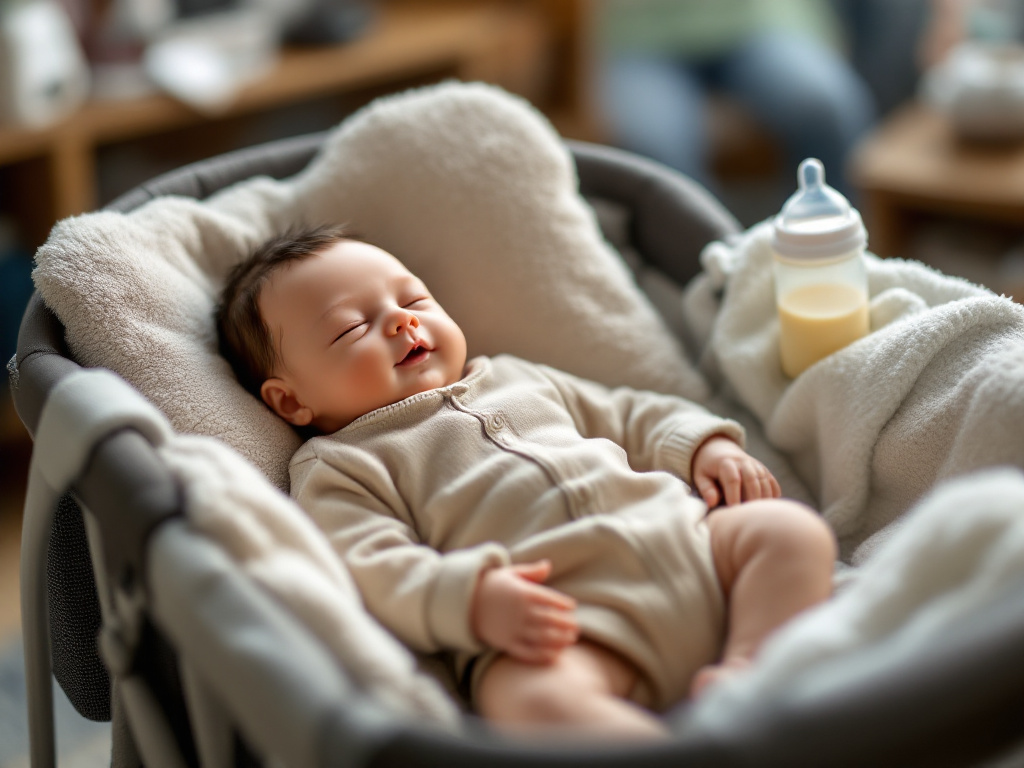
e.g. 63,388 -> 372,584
398,345 -> 429,366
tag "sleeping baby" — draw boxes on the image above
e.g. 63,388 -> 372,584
215,225 -> 836,739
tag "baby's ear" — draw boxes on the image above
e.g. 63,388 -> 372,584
260,378 -> 314,426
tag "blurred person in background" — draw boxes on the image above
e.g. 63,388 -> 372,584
595,0 -> 876,195
918,0 -> 1024,66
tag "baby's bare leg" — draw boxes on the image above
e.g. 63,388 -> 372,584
693,499 -> 836,696
476,640 -> 667,740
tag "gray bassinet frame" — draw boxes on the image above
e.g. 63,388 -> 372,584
12,134 -> 1024,768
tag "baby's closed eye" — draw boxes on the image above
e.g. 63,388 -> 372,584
333,321 -> 367,343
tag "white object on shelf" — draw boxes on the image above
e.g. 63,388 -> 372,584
923,41 -> 1024,142
0,0 -> 91,127
143,8 -> 279,114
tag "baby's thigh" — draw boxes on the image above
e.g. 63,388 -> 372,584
476,641 -> 639,722
706,499 -> 836,587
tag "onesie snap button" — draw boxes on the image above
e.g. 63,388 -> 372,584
489,415 -> 506,431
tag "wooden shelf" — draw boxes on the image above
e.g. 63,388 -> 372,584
0,0 -> 594,242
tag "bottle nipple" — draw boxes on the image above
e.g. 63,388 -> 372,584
772,158 -> 866,260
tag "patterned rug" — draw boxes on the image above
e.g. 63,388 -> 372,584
0,635 -> 110,768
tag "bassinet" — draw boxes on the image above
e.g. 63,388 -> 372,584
12,108 -> 1024,768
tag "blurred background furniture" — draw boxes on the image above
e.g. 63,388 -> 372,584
0,0 -> 594,252
850,102 -> 1024,300
851,102 -> 1024,257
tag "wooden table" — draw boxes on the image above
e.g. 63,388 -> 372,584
0,0 -> 592,247
849,102 -> 1024,257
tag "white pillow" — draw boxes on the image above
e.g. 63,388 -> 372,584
33,81 -> 708,489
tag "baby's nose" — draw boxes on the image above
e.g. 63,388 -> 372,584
388,309 -> 420,335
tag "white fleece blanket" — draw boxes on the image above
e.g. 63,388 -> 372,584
683,222 -> 1024,564
679,223 -> 1024,728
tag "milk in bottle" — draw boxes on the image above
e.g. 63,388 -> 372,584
772,159 -> 869,378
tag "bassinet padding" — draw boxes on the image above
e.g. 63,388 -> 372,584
31,82 -> 710,492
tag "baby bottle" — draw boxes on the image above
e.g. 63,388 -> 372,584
772,158 -> 869,378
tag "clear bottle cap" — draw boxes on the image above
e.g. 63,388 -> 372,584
772,158 -> 867,261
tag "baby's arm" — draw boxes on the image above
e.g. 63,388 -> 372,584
471,560 -> 579,664
534,362 -> 745,476
293,454 -> 510,654
691,435 -> 781,508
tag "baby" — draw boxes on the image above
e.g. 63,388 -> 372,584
216,225 -> 836,739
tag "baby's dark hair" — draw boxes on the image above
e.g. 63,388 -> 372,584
216,224 -> 352,397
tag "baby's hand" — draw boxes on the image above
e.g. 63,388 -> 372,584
470,560 -> 579,664
692,436 -> 781,508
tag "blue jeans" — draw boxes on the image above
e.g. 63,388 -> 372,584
598,29 -> 876,195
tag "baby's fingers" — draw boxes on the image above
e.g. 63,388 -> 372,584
719,458 -> 744,506
743,461 -> 781,501
524,580 -> 577,612
509,623 -> 578,665
523,623 -> 579,650
695,475 -> 721,509
762,470 -> 782,499
741,464 -> 767,501
527,604 -> 578,633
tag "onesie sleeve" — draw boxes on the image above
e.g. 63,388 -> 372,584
535,363 -> 745,482
290,449 -> 510,655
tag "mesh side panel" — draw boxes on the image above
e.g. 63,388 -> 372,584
47,494 -> 110,721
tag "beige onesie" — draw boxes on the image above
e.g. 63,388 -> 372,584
290,354 -> 745,711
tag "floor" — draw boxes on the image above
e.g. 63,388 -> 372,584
0,496 -> 22,644
0,397 -> 28,647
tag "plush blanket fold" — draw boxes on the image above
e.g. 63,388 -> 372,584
679,225 -> 1024,730
684,222 -> 1024,564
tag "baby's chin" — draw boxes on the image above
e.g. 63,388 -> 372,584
404,358 -> 468,393
317,365 -> 469,433
401,377 -> 453,400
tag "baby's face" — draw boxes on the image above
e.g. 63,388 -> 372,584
258,239 -> 467,432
